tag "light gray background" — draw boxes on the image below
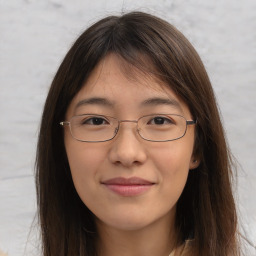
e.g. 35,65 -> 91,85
0,0 -> 255,255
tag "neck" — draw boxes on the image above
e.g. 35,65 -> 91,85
96,212 -> 179,256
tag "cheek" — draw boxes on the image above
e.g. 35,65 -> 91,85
150,141 -> 194,198
151,141 -> 193,175
64,138 -> 107,199
66,147 -> 94,175
65,133 -> 106,175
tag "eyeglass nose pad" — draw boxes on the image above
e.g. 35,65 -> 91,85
114,127 -> 119,135
113,123 -> 139,138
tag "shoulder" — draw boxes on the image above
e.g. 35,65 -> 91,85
0,249 -> 8,256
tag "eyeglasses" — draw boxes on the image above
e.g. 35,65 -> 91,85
60,114 -> 196,142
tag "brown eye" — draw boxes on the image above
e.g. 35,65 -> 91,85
82,117 -> 109,125
148,116 -> 174,125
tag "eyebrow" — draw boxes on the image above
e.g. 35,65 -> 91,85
140,97 -> 183,111
75,96 -> 183,112
75,97 -> 115,110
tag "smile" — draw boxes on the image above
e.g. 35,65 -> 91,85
101,177 -> 155,197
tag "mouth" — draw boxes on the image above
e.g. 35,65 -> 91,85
101,177 -> 155,197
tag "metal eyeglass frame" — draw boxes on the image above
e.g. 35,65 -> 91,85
60,113 -> 197,143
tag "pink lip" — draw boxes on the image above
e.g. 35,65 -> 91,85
101,177 -> 155,197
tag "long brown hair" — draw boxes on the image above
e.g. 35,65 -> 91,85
36,11 -> 240,255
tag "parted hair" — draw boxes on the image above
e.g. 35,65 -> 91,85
36,11 -> 240,256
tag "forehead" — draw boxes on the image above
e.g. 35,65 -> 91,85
67,54 -> 191,117
83,54 -> 168,92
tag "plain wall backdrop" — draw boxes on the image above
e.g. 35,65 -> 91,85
0,0 -> 255,255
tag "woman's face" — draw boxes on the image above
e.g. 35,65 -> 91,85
64,54 -> 198,232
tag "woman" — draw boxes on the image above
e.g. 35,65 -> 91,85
36,12 -> 240,255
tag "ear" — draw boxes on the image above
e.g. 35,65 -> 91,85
189,157 -> 200,170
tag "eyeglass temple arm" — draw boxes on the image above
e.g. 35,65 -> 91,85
186,120 -> 197,125
60,121 -> 70,126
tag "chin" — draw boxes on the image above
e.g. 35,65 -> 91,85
103,218 -> 153,231
95,206 -> 173,232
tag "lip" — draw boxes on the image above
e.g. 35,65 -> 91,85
101,177 -> 155,197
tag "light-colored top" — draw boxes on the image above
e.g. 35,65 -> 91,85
0,249 -> 8,256
169,240 -> 194,256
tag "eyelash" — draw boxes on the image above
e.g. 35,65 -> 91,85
147,116 -> 174,125
80,115 -> 175,126
81,117 -> 109,125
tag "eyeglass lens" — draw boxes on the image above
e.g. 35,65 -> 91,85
68,114 -> 190,142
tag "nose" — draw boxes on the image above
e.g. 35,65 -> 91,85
108,121 -> 147,167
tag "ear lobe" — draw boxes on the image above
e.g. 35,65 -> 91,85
189,158 -> 200,170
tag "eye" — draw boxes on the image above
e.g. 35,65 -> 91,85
81,116 -> 109,125
147,116 -> 174,125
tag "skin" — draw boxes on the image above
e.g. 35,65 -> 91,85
64,54 -> 199,256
